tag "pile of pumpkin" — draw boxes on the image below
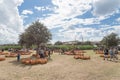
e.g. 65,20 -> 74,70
32,54 -> 40,58
74,50 -> 86,54
5,53 -> 17,57
74,53 -> 90,60
0,52 -> 9,55
21,58 -> 48,65
14,51 -> 32,55
95,50 -> 111,58
96,50 -> 104,54
65,50 -> 86,55
20,52 -> 31,55
64,51 -> 74,55
0,57 -> 5,61
0,52 -> 4,55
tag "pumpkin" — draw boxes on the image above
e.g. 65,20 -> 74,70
36,55 -> 40,59
30,60 -> 36,65
44,58 -> 48,63
21,57 -> 48,65
79,53 -> 84,56
74,55 -> 79,59
0,57 -> 5,61
21,59 -> 26,64
100,54 -> 104,57
24,60 -> 31,65
79,56 -> 84,59
36,59 -> 42,64
40,59 -> 47,64
82,56 -> 90,60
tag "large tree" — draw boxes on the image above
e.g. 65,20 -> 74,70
19,20 -> 52,53
19,32 -> 33,48
101,33 -> 119,48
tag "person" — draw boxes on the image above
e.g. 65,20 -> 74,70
103,48 -> 109,60
51,49 -> 54,54
61,49 -> 65,55
1,49 -> 4,52
39,48 -> 45,58
109,47 -> 114,61
48,49 -> 51,59
113,47 -> 118,60
17,53 -> 21,62
59,48 -> 62,55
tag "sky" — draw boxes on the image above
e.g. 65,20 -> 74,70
0,0 -> 120,44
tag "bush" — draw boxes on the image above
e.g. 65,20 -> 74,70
47,45 -> 95,50
0,45 -> 22,50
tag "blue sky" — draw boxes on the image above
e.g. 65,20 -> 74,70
0,0 -> 120,44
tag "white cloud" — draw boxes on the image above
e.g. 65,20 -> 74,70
38,0 -> 120,42
0,0 -> 3,3
40,0 -> 93,29
92,0 -> 120,17
39,0 -> 109,30
53,24 -> 120,43
0,0 -> 24,44
34,6 -> 42,11
116,18 -> 120,22
34,6 -> 52,11
22,10 -> 33,15
38,0 -> 120,43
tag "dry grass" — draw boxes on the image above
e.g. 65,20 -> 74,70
0,50 -> 120,80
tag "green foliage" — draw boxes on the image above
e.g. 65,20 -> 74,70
19,20 -> 52,48
54,41 -> 63,45
83,41 -> 92,45
101,33 -> 119,47
0,45 -> 22,50
76,45 -> 94,50
48,45 -> 94,50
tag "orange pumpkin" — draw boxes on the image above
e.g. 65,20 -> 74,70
100,54 -> 104,57
40,59 -> 47,64
30,60 -> 36,65
82,56 -> 90,60
74,55 -> 79,59
0,57 -> 5,61
36,59 -> 42,64
24,60 -> 30,65
44,58 -> 48,63
21,59 -> 26,64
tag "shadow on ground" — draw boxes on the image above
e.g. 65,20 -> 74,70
8,60 -> 32,69
8,58 -> 53,69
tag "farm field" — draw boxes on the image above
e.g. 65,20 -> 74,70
0,50 -> 120,80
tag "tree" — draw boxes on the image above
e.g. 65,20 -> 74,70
19,33 -> 26,47
19,20 -> 52,53
84,41 -> 91,45
101,33 -> 119,48
18,32 -> 33,48
54,41 -> 63,45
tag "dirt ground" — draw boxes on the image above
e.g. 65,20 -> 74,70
0,50 -> 120,80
